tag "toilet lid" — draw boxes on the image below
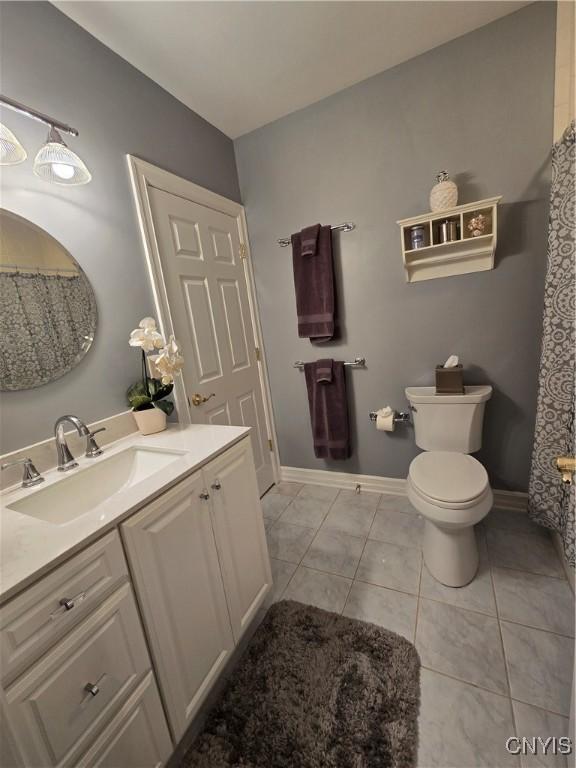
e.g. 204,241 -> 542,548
409,451 -> 489,504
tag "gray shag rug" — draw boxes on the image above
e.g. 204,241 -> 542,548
182,599 -> 420,768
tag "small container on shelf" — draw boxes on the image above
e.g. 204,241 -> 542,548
435,364 -> 464,394
410,224 -> 427,250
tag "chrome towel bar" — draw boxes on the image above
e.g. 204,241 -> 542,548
278,222 -> 355,247
294,357 -> 365,370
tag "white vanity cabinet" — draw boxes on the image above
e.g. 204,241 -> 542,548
0,534 -> 172,768
0,430 -> 271,765
121,436 -> 271,741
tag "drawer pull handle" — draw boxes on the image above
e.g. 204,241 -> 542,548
199,491 -> 210,500
80,674 -> 107,708
211,480 -> 222,491
50,591 -> 87,620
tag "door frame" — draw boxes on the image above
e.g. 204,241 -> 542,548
127,155 -> 280,484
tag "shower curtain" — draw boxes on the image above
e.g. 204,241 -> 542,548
528,122 -> 575,567
0,271 -> 96,390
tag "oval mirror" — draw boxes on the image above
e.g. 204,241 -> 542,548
0,209 -> 97,391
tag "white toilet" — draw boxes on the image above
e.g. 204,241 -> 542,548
405,385 -> 493,587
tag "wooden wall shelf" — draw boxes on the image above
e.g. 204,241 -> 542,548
398,196 -> 502,283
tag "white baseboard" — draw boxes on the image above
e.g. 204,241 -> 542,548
280,466 -> 406,496
280,465 -> 528,512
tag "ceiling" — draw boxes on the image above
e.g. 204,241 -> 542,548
54,1 -> 530,139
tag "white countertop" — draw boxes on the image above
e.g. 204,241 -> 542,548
0,424 -> 250,606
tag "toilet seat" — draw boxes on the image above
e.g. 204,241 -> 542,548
409,451 -> 489,508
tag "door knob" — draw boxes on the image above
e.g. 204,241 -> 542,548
556,456 -> 576,485
190,392 -> 216,407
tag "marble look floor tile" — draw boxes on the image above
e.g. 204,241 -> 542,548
283,566 -> 351,613
416,599 -> 508,694
512,701 -> 570,768
419,669 -> 519,768
356,539 -> 422,595
279,496 -> 331,530
501,622 -> 574,715
343,582 -> 417,642
486,529 -> 563,578
261,492 -> 292,522
378,493 -> 419,516
335,489 -> 381,510
420,556 -> 496,616
302,528 -> 365,578
484,508 -> 543,535
369,507 -> 423,549
265,521 -> 316,564
297,484 -> 339,503
493,568 -> 574,637
263,559 -> 297,608
270,481 -> 303,497
322,500 -> 377,537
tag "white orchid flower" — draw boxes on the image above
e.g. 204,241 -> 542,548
128,317 -> 165,351
155,335 -> 184,384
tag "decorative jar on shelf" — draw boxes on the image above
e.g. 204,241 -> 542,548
430,171 -> 458,212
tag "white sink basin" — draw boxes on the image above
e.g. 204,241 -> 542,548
7,446 -> 186,525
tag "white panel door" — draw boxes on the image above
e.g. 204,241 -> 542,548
120,471 -> 235,740
148,187 -> 273,495
203,438 -> 272,642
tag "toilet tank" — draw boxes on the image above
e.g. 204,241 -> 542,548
405,385 -> 492,453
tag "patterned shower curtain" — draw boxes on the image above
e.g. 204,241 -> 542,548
0,271 -> 97,390
528,122 -> 575,567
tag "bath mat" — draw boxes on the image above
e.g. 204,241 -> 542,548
182,599 -> 420,768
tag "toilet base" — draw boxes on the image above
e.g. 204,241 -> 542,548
423,519 -> 479,587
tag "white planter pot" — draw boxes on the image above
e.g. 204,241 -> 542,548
132,407 -> 167,435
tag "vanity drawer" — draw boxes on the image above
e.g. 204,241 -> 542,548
0,530 -> 128,684
3,582 -> 151,768
76,672 -> 172,768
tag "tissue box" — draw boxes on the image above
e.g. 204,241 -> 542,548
435,364 -> 464,394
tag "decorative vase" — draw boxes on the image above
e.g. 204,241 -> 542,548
132,407 -> 167,435
430,171 -> 458,212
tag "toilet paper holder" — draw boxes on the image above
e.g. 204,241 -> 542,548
369,410 -> 411,424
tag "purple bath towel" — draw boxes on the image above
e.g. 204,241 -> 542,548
291,224 -> 335,342
304,360 -> 350,460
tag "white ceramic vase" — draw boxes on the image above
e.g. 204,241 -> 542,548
132,407 -> 167,435
430,171 -> 458,212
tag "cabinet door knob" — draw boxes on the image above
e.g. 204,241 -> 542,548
211,481 -> 222,491
199,491 -> 210,500
84,682 -> 100,697
60,597 -> 75,611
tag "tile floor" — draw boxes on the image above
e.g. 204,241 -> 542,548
261,482 -> 575,768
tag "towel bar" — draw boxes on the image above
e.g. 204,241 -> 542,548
278,222 -> 355,247
294,357 -> 365,370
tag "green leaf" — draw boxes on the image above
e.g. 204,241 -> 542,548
131,395 -> 153,411
154,399 -> 174,416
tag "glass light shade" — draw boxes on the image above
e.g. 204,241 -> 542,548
33,128 -> 91,186
0,123 -> 27,165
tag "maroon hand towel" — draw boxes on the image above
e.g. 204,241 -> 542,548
300,224 -> 320,256
291,225 -> 335,343
304,360 -> 350,460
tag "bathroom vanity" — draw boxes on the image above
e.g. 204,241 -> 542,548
0,425 -> 272,767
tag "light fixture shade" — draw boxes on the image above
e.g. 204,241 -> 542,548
0,123 -> 27,165
33,127 -> 91,186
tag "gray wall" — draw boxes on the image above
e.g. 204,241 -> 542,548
0,1 -> 240,453
235,2 -> 556,492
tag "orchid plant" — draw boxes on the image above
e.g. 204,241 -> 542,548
127,317 -> 184,415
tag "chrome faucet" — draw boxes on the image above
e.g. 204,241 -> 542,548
1,458 -> 44,488
54,415 -> 90,471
